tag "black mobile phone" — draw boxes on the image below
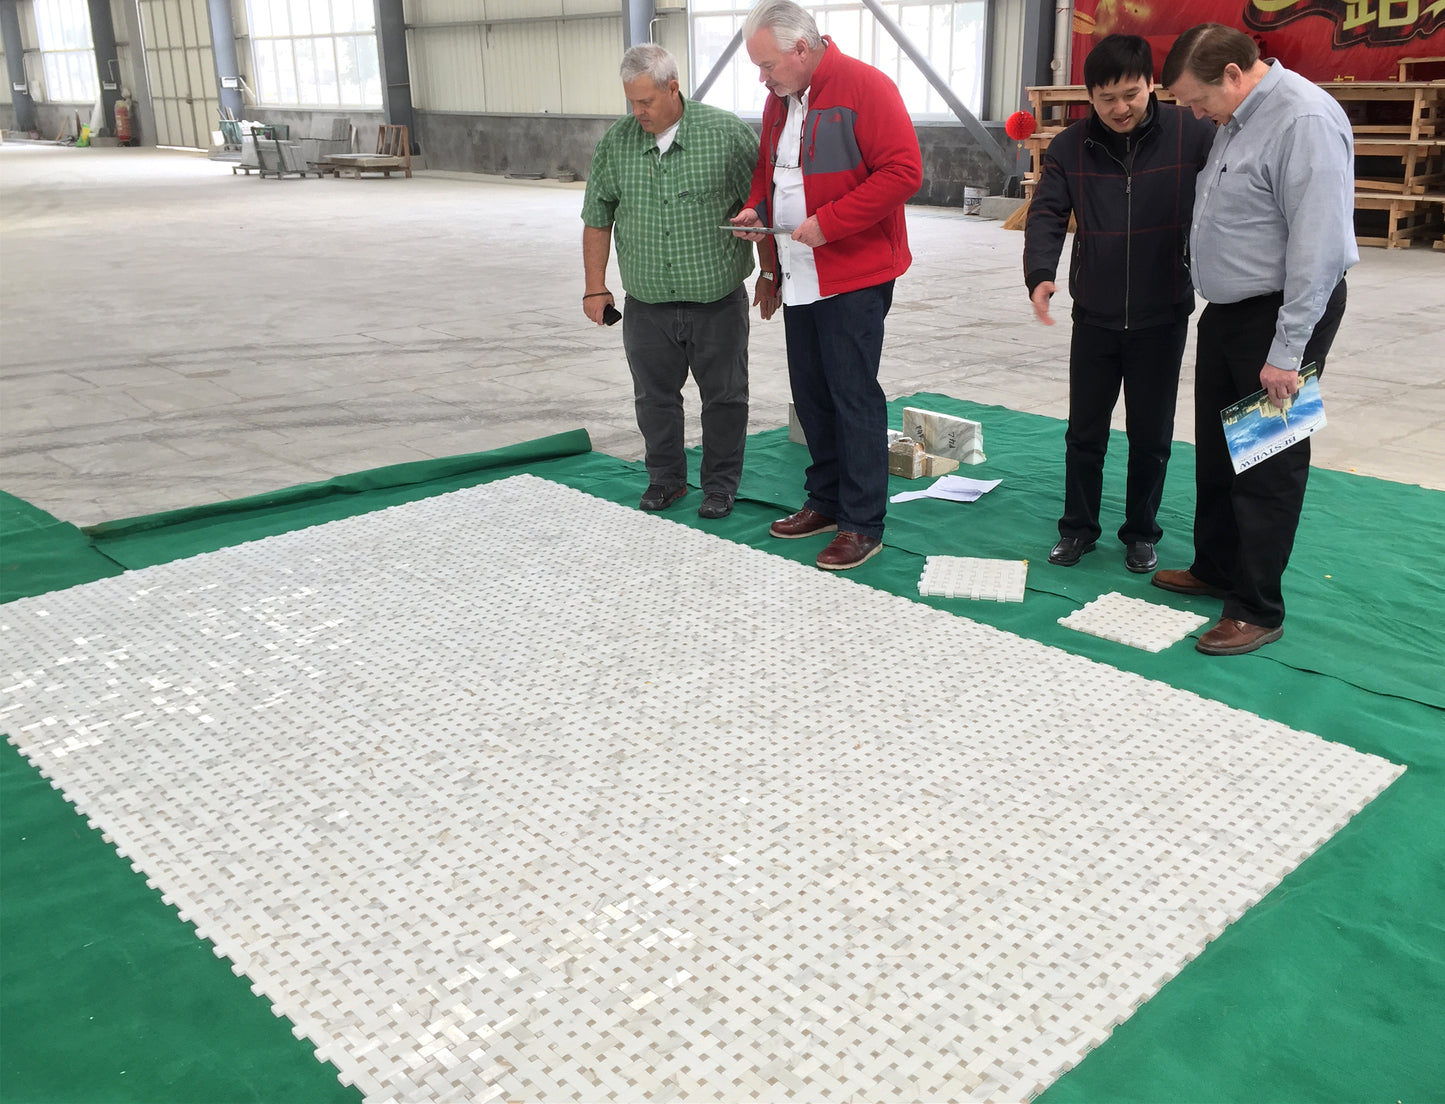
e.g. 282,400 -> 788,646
602,304 -> 622,326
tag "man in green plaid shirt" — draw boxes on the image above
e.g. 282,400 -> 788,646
582,44 -> 779,520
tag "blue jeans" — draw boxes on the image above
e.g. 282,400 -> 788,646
782,281 -> 894,539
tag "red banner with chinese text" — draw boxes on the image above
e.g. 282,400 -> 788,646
1070,1 -> 1445,84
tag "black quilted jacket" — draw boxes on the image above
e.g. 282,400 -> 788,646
1024,97 -> 1216,331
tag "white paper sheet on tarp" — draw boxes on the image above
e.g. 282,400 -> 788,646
891,475 -> 1002,504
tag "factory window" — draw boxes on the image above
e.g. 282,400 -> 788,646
691,0 -> 987,118
34,0 -> 99,103
246,0 -> 382,106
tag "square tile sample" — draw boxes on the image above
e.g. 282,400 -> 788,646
1059,592 -> 1212,653
0,476 -> 1402,1103
918,555 -> 1028,602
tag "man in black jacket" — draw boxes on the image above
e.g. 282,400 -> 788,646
1025,34 -> 1215,572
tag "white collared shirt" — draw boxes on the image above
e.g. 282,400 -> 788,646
773,92 -> 830,306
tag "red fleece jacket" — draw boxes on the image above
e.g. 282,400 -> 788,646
746,39 -> 922,297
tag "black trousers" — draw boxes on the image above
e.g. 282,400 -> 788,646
1191,279 -> 1348,627
1060,318 -> 1189,545
622,286 -> 750,497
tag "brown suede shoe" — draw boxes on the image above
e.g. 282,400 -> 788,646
816,532 -> 881,570
1152,568 -> 1229,599
1196,618 -> 1284,656
770,507 -> 837,540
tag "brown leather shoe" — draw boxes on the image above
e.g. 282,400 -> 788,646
1152,568 -> 1229,599
770,507 -> 837,539
1196,618 -> 1284,656
816,531 -> 882,570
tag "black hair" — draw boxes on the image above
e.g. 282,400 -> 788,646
1083,34 -> 1153,92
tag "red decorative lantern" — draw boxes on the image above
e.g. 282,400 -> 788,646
1005,111 -> 1037,142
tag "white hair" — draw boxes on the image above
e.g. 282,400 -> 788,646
619,43 -> 678,87
742,0 -> 822,52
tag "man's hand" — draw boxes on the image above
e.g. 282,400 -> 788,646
583,291 -> 615,326
754,274 -> 781,321
1030,281 -> 1056,326
730,209 -> 768,243
1260,363 -> 1299,406
792,215 -> 826,248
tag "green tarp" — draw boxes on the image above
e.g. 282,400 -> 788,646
3,399 -> 1441,1103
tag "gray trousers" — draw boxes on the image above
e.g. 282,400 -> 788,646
622,285 -> 749,497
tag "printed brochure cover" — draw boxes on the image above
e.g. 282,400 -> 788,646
1221,364 -> 1325,474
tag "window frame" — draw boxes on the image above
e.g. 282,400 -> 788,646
33,0 -> 99,104
689,0 -> 988,121
243,0 -> 382,109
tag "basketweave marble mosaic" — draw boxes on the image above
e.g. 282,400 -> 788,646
0,475 -> 1402,1103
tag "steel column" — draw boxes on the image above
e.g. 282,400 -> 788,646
857,0 -> 1014,178
118,0 -> 155,143
622,0 -> 654,50
85,0 -> 120,132
691,28 -> 742,102
372,0 -> 414,146
204,0 -> 244,120
0,0 -> 37,133
1017,0 -> 1055,104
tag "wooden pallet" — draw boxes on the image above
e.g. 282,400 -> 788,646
1353,191 -> 1445,248
1021,83 -> 1445,246
322,123 -> 412,180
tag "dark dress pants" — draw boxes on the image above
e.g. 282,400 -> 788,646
1060,318 -> 1189,545
1191,279 -> 1348,627
622,286 -> 749,497
782,281 -> 894,540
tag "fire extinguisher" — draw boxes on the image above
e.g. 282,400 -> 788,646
114,97 -> 132,145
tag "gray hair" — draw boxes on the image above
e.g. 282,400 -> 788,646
620,43 -> 679,87
743,0 -> 822,52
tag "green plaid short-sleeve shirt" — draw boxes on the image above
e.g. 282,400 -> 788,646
581,97 -> 758,305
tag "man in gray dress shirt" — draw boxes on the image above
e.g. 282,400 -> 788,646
1153,23 -> 1356,656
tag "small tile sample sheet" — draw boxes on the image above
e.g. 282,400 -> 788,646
917,555 -> 1028,602
1059,592 -> 1212,653
1,476 -> 1402,1103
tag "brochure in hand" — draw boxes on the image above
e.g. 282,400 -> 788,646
1221,363 -> 1325,474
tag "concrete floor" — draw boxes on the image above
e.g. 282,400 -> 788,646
1,143 -> 1442,529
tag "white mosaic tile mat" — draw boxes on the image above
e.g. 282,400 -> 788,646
0,475 -> 1403,1103
918,556 -> 1028,602
1059,592 -> 1212,653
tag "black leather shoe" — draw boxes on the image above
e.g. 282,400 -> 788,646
697,493 -> 734,519
1048,536 -> 1095,566
1125,541 -> 1158,573
639,483 -> 686,511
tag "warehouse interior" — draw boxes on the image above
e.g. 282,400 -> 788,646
2,2 -> 1444,1103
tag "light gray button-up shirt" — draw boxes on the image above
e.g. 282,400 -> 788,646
1190,61 -> 1358,371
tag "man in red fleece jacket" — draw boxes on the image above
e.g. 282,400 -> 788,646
731,0 -> 922,571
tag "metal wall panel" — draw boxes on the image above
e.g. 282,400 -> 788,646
560,0 -> 621,14
408,0 -> 488,25
655,11 -> 688,90
483,0 -> 564,18
410,23 -> 486,112
139,0 -> 219,147
556,14 -> 620,114
1,48 -> 10,104
19,0 -> 37,46
481,20 -> 561,114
